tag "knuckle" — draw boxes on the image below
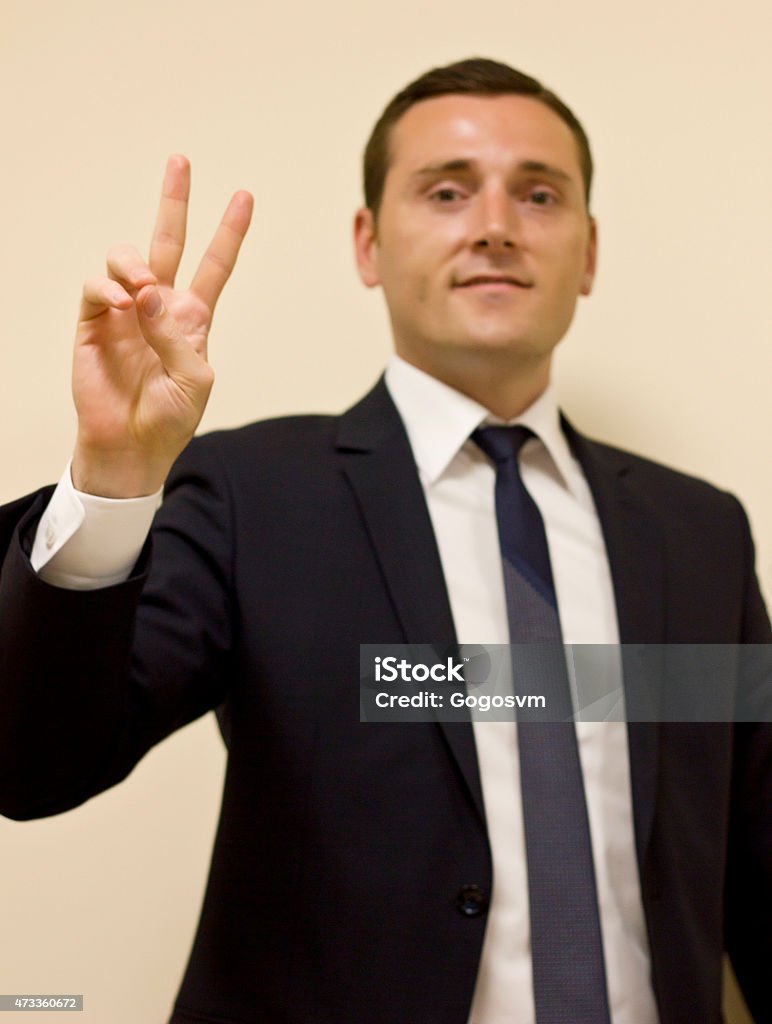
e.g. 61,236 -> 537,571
152,230 -> 184,248
83,275 -> 110,299
106,243 -> 127,261
204,248 -> 230,272
106,243 -> 141,269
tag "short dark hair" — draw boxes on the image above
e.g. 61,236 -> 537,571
363,57 -> 593,220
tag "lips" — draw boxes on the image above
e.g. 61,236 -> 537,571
455,274 -> 532,288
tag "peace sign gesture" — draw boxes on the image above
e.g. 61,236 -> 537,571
71,155 -> 253,497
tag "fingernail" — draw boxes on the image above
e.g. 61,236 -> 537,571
143,289 -> 164,318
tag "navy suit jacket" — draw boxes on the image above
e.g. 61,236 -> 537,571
1,378 -> 770,1024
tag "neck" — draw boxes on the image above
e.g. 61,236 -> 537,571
394,348 -> 552,420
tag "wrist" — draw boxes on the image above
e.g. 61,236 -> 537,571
71,443 -> 171,498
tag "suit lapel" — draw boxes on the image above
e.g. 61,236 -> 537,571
336,378 -> 486,826
335,384 -> 670,854
564,420 -> 665,867
565,423 -> 666,644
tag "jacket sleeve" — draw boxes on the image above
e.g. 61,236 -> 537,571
0,436 -> 235,821
724,499 -> 772,1023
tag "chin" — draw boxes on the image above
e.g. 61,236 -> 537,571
455,329 -> 544,355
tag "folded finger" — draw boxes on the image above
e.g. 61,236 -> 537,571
135,285 -> 214,392
190,190 -> 253,311
79,276 -> 133,322
149,154 -> 190,287
106,244 -> 157,291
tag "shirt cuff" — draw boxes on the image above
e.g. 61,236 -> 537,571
30,459 -> 162,590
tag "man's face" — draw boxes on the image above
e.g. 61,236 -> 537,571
354,93 -> 597,382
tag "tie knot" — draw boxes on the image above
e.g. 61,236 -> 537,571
472,424 -> 535,466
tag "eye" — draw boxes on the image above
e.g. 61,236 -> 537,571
526,188 -> 557,206
429,186 -> 465,203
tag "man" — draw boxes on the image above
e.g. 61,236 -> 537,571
0,58 -> 769,1024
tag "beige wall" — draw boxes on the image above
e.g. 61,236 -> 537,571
1,0 -> 768,1021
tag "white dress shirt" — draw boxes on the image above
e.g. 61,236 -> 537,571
31,356 -> 659,1023
30,461 -> 161,586
384,357 -> 659,1024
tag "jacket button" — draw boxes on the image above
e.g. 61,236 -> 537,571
456,884 -> 488,917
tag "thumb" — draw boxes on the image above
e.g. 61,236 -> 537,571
136,286 -> 210,391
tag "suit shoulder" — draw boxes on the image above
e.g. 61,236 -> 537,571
581,434 -> 748,520
177,414 -> 340,470
195,413 -> 338,448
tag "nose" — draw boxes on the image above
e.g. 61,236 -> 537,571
471,185 -> 519,251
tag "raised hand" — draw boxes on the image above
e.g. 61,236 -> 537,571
71,155 -> 253,497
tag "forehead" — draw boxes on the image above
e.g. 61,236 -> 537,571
387,93 -> 582,179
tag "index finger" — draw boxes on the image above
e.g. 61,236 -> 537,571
148,154 -> 191,287
190,190 -> 254,311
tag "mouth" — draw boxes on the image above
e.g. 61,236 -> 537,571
454,275 -> 533,291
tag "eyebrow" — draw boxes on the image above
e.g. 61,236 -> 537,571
410,158 -> 574,184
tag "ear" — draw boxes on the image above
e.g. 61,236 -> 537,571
353,207 -> 381,288
580,216 -> 598,296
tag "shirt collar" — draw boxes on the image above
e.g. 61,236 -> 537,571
384,354 -> 581,497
